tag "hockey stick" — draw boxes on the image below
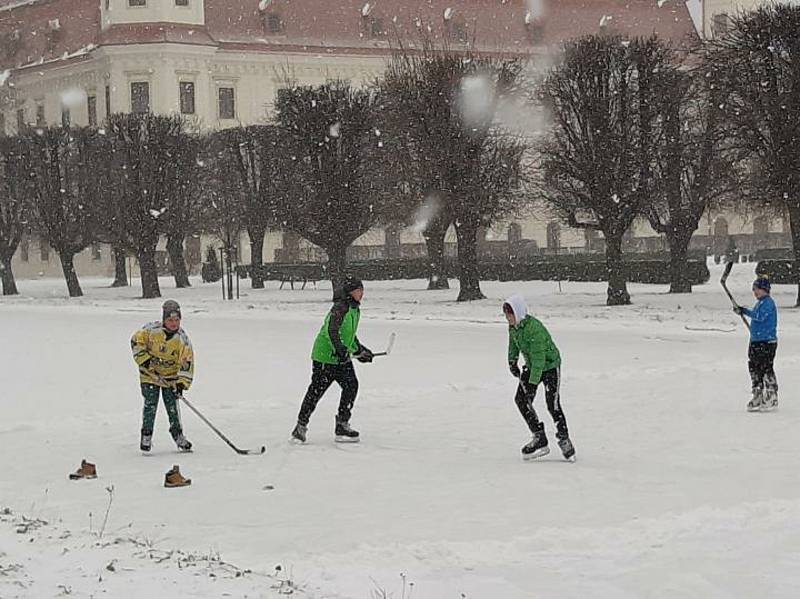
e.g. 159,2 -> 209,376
179,395 -> 266,455
720,261 -> 751,331
145,373 -> 265,455
371,332 -> 397,357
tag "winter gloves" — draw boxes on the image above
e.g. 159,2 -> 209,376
355,344 -> 374,363
733,305 -> 744,315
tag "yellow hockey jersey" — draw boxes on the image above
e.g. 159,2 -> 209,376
131,322 -> 194,389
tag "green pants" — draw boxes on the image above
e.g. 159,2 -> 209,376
140,384 -> 183,436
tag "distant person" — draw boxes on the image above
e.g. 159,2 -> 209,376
503,294 -> 575,461
292,277 -> 374,444
734,278 -> 778,411
131,300 -> 194,452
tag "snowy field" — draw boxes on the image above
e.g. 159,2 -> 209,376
1,262 -> 799,598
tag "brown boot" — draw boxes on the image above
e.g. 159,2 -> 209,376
69,459 -> 97,480
164,465 -> 191,488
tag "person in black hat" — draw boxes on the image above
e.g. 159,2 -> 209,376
130,300 -> 194,452
733,277 -> 778,411
291,277 -> 374,443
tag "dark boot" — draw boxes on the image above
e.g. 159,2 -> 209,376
140,430 -> 153,452
172,431 -> 193,452
291,423 -> 308,443
521,431 -> 549,460
334,418 -> 360,443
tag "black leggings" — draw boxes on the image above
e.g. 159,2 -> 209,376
748,342 -> 778,394
514,368 -> 569,441
297,361 -> 359,426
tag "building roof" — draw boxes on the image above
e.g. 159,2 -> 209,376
0,0 -> 699,74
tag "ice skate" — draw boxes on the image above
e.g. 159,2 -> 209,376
334,418 -> 360,443
291,423 -> 308,443
522,433 -> 549,460
558,437 -> 576,461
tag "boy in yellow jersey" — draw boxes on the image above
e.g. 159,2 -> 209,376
131,300 -> 194,453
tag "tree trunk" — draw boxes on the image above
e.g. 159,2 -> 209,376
137,246 -> 161,299
667,231 -> 693,294
605,233 -> 631,306
326,245 -> 348,300
58,251 -> 83,298
0,253 -> 18,296
111,245 -> 128,287
248,226 -> 267,289
788,204 -> 800,306
167,235 -> 191,289
423,220 -> 450,290
455,219 -> 485,302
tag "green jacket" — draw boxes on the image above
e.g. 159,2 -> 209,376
508,315 -> 561,385
311,297 -> 361,364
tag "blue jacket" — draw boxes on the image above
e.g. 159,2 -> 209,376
743,296 -> 777,343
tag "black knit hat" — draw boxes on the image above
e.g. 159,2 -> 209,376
342,277 -> 364,295
162,299 -> 182,321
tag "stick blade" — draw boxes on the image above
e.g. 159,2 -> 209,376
721,261 -> 734,284
385,332 -> 397,356
236,445 -> 267,455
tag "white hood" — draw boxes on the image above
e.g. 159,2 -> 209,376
504,294 -> 528,325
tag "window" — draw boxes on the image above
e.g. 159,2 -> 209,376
36,104 -> 45,126
448,19 -> 468,43
105,0 -> 109,9
368,17 -> 385,38
179,81 -> 195,114
218,86 -> 235,120
130,81 -> 150,113
40,239 -> 50,262
712,13 -> 731,38
105,85 -> 111,118
266,13 -> 283,34
61,107 -> 70,128
128,0 -> 146,6
87,95 -> 97,126
0,113 -> 5,137
91,243 -> 102,261
20,237 -> 28,262
175,0 -> 189,5
16,108 -> 24,132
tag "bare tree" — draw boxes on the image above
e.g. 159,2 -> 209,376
210,125 -> 286,289
0,136 -> 32,295
646,60 -> 740,293
707,4 -> 800,304
102,114 -> 193,299
538,36 -> 668,305
381,46 -> 525,299
273,81 -> 387,293
24,127 -> 101,297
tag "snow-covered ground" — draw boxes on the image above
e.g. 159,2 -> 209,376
2,263 -> 799,598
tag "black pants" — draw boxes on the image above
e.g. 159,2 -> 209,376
748,342 -> 778,394
297,361 -> 359,426
514,368 -> 569,441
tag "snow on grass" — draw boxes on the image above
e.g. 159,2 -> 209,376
2,263 -> 800,597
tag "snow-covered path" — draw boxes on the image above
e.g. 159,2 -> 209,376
1,265 -> 799,598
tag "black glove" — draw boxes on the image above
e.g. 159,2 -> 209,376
357,349 -> 374,363
175,383 -> 186,394
733,305 -> 744,315
509,362 -> 521,379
